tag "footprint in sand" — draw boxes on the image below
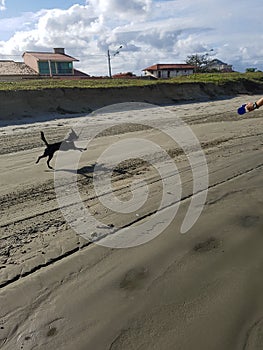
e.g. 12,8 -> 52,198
18,319 -> 61,349
119,267 -> 149,291
193,237 -> 220,253
240,215 -> 260,228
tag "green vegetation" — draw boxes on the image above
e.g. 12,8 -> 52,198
170,71 -> 263,84
0,72 -> 263,91
185,53 -> 210,72
0,78 -> 155,90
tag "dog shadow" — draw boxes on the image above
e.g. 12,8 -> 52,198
55,164 -> 95,178
55,163 -> 130,178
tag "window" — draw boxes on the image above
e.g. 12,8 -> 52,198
50,62 -> 56,74
38,61 -> 73,75
38,61 -> 50,75
38,61 -> 56,75
56,62 -> 73,74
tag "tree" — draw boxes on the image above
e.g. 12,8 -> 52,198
186,54 -> 209,72
246,68 -> 257,73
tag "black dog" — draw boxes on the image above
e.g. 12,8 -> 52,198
36,129 -> 86,169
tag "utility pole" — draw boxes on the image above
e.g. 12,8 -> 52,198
107,45 -> 123,78
107,49 -> 112,78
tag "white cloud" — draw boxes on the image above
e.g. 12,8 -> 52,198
0,0 -> 6,11
89,0 -> 152,19
0,0 -> 262,75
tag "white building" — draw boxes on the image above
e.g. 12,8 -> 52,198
205,59 -> 233,72
142,63 -> 195,78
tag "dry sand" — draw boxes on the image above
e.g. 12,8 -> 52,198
0,95 -> 263,350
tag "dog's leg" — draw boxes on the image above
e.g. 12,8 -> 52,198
47,154 -> 54,170
36,154 -> 46,164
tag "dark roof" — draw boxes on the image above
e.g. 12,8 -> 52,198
0,60 -> 38,75
23,51 -> 79,62
73,69 -> 90,77
208,59 -> 227,65
143,64 -> 195,71
112,72 -> 135,78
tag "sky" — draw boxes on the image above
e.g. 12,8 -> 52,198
0,0 -> 262,76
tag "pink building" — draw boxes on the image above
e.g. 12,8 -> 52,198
22,48 -> 83,76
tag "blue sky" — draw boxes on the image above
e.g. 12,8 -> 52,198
0,0 -> 83,17
0,0 -> 262,75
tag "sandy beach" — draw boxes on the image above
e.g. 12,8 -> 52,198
1,95 -> 263,350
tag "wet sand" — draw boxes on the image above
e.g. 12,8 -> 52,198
0,95 -> 263,349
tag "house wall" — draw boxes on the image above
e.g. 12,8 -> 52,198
146,69 -> 194,78
207,63 -> 232,72
23,53 -> 39,73
164,69 -> 194,78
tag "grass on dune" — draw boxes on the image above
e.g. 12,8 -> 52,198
0,72 -> 263,91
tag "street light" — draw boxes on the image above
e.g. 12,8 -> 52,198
107,45 -> 123,78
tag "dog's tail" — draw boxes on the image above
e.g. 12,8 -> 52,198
40,131 -> 49,146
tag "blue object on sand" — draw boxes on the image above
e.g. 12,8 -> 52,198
237,104 -> 247,115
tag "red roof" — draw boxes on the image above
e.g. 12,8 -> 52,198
22,51 -> 79,62
143,64 -> 195,71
